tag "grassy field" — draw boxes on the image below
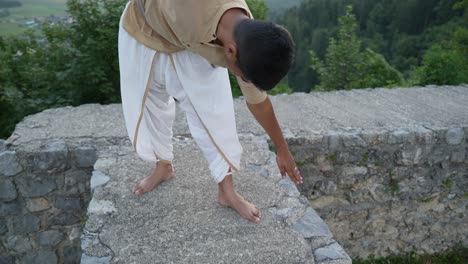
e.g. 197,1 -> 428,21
0,0 -> 67,35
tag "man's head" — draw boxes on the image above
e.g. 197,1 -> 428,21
224,20 -> 295,91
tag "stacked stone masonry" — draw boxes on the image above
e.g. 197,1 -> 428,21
286,126 -> 468,257
0,139 -> 97,264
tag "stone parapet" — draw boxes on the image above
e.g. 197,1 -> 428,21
286,126 -> 468,257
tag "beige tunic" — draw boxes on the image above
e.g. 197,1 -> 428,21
122,0 -> 268,104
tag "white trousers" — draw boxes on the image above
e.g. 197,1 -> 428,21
118,3 -> 243,183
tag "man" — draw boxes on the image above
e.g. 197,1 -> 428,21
118,0 -> 302,224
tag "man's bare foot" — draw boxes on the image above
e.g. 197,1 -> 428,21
218,190 -> 261,224
132,162 -> 174,196
217,174 -> 261,224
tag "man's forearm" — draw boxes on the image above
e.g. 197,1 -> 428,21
247,97 -> 288,150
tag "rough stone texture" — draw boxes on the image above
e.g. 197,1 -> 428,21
79,138 -> 344,264
0,179 -> 17,201
0,151 -> 23,177
14,174 -> 56,198
26,197 -> 51,212
315,243 -> 351,262
3,85 -> 468,261
11,214 -> 40,234
19,251 -> 58,264
74,147 -> 98,168
293,208 -> 333,238
37,230 -> 64,247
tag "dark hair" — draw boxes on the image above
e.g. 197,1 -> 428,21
233,19 -> 295,91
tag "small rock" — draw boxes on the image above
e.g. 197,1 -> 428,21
327,133 -> 341,151
37,230 -> 64,247
87,199 -> 117,215
48,212 -> 81,226
80,254 -> 112,264
0,256 -> 15,264
446,128 -> 464,145
278,178 -> 300,197
269,207 -> 292,221
63,245 -> 82,264
11,214 -> 40,234
31,140 -> 68,171
0,219 -> 7,235
0,151 -> 23,177
19,251 -> 58,264
5,235 -> 33,253
91,171 -> 111,191
341,134 -> 367,148
314,242 -> 351,262
388,130 -> 416,144
74,147 -> 97,168
64,170 -> 91,194
0,179 -> 17,201
314,181 -> 337,194
0,139 -> 6,152
54,195 -> 81,210
15,174 -> 56,198
292,207 -> 333,238
451,148 -> 465,163
0,201 -> 20,217
26,197 -> 51,212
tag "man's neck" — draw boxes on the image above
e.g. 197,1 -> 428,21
215,8 -> 249,46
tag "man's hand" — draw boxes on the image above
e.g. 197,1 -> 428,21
276,146 -> 303,185
245,96 -> 304,185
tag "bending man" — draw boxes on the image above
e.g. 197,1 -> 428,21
118,0 -> 302,224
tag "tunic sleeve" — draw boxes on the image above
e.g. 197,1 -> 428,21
236,76 -> 268,104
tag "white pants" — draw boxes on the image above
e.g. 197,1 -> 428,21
118,3 -> 243,183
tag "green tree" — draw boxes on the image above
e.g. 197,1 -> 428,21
310,6 -> 363,90
310,6 -> 403,91
414,0 -> 468,86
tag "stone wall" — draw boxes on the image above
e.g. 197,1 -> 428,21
0,139 -> 97,264
286,126 -> 468,258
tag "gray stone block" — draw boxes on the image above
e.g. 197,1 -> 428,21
64,170 -> 91,194
451,148 -> 466,163
314,181 -> 337,195
0,151 -> 23,177
5,235 -> 33,253
446,128 -> 464,145
0,179 -> 17,202
341,134 -> 367,148
63,245 -> 82,264
278,178 -> 300,197
54,195 -> 81,210
0,255 -> 15,264
11,214 -> 40,234
314,243 -> 351,262
37,230 -> 64,247
74,147 -> 97,168
388,130 -> 416,144
20,251 -> 58,264
15,174 -> 56,198
91,171 -> 110,192
31,140 -> 68,171
48,212 -> 81,226
26,197 -> 51,212
292,207 -> 333,238
0,219 -> 7,235
80,254 -> 112,264
0,201 -> 20,217
327,133 -> 341,151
